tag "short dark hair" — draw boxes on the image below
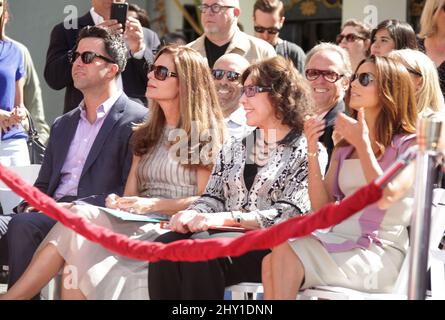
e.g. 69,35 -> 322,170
128,3 -> 150,29
241,56 -> 314,133
160,32 -> 187,47
342,19 -> 372,40
76,26 -> 127,74
253,0 -> 285,18
371,19 -> 418,51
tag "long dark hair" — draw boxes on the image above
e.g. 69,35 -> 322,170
371,19 -> 418,51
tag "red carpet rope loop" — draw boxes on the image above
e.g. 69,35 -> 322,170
0,164 -> 382,262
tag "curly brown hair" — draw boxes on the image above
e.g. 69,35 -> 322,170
241,56 -> 314,134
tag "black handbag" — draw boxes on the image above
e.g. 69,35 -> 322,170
26,111 -> 46,164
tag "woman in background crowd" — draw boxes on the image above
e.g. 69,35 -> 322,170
370,19 -> 418,56
418,0 -> 445,98
0,0 -> 29,167
390,49 -> 445,117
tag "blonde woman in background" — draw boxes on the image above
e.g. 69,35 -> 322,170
418,0 -> 445,98
390,49 -> 445,117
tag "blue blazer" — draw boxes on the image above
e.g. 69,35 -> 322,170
18,93 -> 147,210
44,11 -> 160,113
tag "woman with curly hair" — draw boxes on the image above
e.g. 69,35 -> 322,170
148,55 -> 328,299
262,55 -> 418,299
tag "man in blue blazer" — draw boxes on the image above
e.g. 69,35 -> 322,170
5,26 -> 147,298
44,0 -> 160,113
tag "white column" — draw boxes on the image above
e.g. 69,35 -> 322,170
342,0 -> 408,28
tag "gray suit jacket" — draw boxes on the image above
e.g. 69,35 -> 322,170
16,93 -> 147,212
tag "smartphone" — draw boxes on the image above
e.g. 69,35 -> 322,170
110,2 -> 128,31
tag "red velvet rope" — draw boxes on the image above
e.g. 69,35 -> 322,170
0,164 -> 382,262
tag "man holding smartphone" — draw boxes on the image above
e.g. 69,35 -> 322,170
45,0 -> 160,113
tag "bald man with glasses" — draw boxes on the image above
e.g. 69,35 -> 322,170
188,0 -> 276,68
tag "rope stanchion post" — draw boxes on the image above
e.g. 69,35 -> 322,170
408,116 -> 444,300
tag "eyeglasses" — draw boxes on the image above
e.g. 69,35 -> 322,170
69,51 -> 115,65
242,85 -> 272,97
336,33 -> 366,44
305,69 -> 343,83
351,72 -> 375,87
198,3 -> 235,14
212,69 -> 241,82
254,26 -> 281,35
147,64 -> 178,81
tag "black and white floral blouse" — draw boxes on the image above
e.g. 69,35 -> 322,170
188,129 -> 328,228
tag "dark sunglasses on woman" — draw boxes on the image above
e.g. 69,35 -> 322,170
69,51 -> 116,64
147,64 -> 178,81
242,85 -> 272,97
336,33 -> 366,44
254,26 -> 281,35
212,69 -> 241,82
351,72 -> 375,87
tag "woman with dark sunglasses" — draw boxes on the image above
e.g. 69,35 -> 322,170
262,55 -> 418,299
0,45 -> 225,300
148,56 -> 327,299
337,19 -> 372,71
418,0 -> 445,99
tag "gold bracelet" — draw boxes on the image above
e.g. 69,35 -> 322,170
307,152 -> 318,158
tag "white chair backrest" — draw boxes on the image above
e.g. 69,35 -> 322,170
0,165 -> 41,215
0,164 -> 41,188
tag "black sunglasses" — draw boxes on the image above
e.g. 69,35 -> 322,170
69,51 -> 115,65
305,69 -> 343,83
212,69 -> 241,82
351,72 -> 375,87
336,33 -> 366,44
147,64 -> 178,81
254,26 -> 280,35
242,85 -> 272,97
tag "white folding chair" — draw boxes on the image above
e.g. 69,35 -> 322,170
0,164 -> 41,215
0,165 -> 41,288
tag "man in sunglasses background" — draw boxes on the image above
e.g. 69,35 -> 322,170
188,0 -> 275,68
253,0 -> 305,73
304,43 -> 352,161
5,26 -> 147,299
212,53 -> 254,140
44,0 -> 160,114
